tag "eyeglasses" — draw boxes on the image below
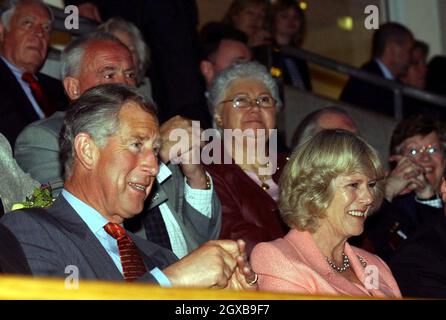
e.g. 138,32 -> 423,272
219,94 -> 276,109
404,144 -> 441,158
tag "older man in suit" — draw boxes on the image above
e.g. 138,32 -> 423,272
0,0 -> 67,147
15,32 -> 221,259
1,84 -> 254,288
340,23 -> 414,117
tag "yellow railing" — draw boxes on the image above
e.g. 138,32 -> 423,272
0,275 -> 353,300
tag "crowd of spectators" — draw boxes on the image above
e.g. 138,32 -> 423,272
1,0 -> 446,299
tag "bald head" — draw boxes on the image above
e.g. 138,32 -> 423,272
317,112 -> 358,134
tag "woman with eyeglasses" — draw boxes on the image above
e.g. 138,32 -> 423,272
204,61 -> 288,254
360,115 -> 446,262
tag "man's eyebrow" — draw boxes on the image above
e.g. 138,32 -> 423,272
98,66 -> 117,73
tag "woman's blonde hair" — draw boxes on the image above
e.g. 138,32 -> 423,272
279,129 -> 385,233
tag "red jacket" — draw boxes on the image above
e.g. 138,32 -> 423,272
205,153 -> 289,254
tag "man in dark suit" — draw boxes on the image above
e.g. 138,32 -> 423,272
1,84 -> 255,288
0,223 -> 31,275
389,175 -> 446,298
0,0 -> 67,147
340,23 -> 414,117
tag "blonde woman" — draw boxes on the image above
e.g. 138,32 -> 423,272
251,129 -> 401,297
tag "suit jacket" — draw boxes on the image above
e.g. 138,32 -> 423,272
340,60 -> 395,116
15,115 -> 221,254
389,215 -> 446,298
251,229 -> 401,298
360,193 -> 443,262
126,163 -> 222,255
0,196 -> 177,281
204,153 -> 289,254
0,223 -> 31,275
0,58 -> 67,147
15,111 -> 65,193
0,133 -> 40,213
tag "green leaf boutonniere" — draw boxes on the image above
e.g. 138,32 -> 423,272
11,185 -> 55,211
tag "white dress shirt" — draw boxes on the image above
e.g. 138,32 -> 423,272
157,163 -> 213,258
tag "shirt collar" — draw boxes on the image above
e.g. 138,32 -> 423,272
375,58 -> 394,80
1,55 -> 26,78
61,189 -> 110,235
157,162 -> 172,184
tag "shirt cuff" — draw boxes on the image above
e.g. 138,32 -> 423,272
415,194 -> 443,208
184,172 -> 213,218
150,267 -> 172,287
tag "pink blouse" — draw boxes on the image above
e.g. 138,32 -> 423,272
251,229 -> 402,298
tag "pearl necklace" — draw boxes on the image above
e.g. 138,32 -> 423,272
325,253 -> 368,273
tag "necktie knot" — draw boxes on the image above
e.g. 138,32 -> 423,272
21,72 -> 56,117
21,72 -> 37,84
103,222 -> 147,281
104,222 -> 126,240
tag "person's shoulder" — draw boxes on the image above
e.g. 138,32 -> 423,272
0,133 -> 13,155
36,72 -> 63,86
0,207 -> 53,233
17,112 -> 65,138
251,235 -> 291,261
361,60 -> 380,71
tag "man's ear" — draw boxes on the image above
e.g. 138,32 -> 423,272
200,60 -> 215,87
63,76 -> 81,100
73,133 -> 98,171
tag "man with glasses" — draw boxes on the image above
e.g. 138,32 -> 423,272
361,115 -> 445,262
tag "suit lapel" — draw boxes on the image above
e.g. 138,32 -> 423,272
146,181 -> 168,210
46,197 -> 124,281
0,59 -> 39,123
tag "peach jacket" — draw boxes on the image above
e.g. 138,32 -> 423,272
251,229 -> 402,298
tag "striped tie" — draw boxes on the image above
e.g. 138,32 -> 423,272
104,222 -> 147,282
21,72 -> 56,117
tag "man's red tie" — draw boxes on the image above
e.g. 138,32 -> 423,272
21,72 -> 56,117
104,222 -> 147,282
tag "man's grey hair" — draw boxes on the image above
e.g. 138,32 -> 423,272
60,83 -> 157,180
1,0 -> 53,31
60,32 -> 127,80
208,61 -> 282,118
98,17 -> 150,85
291,106 -> 354,148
